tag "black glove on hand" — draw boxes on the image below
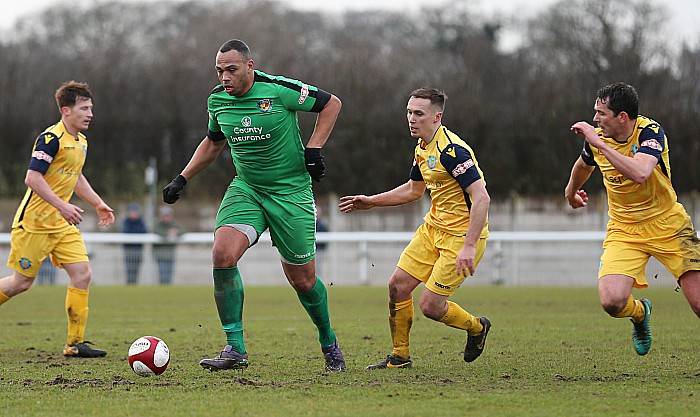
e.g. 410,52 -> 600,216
163,175 -> 187,204
305,148 -> 325,182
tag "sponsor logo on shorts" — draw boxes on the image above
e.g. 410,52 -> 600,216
434,282 -> 451,290
19,258 -> 32,270
452,159 -> 474,177
690,259 -> 700,263
294,252 -> 312,259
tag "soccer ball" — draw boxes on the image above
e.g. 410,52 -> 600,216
128,336 -> 170,377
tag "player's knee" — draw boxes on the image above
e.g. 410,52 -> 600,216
211,247 -> 236,268
417,296 -> 443,320
600,298 -> 625,317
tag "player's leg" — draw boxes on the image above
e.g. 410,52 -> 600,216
0,271 -> 35,304
365,267 -> 420,370
61,260 -> 106,357
599,228 -> 653,355
200,180 -> 263,371
679,271 -> 700,318
423,234 -> 490,362
2,227 -> 46,303
266,189 -> 345,371
366,225 -> 434,370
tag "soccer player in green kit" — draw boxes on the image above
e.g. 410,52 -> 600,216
163,39 -> 345,372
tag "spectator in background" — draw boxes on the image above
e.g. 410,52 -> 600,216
35,258 -> 58,285
315,204 -> 329,276
153,206 -> 185,285
121,203 -> 147,285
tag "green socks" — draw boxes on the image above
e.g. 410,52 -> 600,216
296,276 -> 336,347
213,266 -> 246,354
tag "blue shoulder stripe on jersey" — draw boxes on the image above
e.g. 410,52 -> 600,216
440,143 -> 480,190
636,124 -> 667,177
581,142 -> 597,166
28,132 -> 60,174
409,161 -> 423,181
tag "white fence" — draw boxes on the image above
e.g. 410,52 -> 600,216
0,231 -> 678,287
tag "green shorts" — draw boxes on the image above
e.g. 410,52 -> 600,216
216,177 -> 317,265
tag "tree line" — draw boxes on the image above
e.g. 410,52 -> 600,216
0,0 -> 698,200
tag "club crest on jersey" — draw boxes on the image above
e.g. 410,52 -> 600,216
257,99 -> 273,113
19,258 -> 32,270
428,155 -> 438,170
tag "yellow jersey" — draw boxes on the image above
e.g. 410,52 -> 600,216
581,115 -> 676,223
12,121 -> 88,233
410,126 -> 489,237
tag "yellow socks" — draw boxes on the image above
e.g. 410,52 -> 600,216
439,301 -> 483,336
389,299 -> 414,359
0,289 -> 10,306
614,296 -> 646,322
66,287 -> 89,345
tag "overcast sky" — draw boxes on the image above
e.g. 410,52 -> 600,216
2,0 -> 699,48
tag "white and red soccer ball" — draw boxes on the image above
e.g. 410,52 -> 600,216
128,336 -> 170,376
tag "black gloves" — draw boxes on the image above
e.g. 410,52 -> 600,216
305,148 -> 325,182
163,175 -> 187,204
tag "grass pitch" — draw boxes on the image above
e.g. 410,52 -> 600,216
1,285 -> 699,416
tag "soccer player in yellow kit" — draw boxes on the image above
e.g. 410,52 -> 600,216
565,82 -> 700,356
0,81 -> 114,358
339,87 -> 491,369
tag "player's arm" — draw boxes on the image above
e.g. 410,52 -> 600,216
458,179 -> 490,277
163,136 -> 226,204
339,180 -> 425,212
180,136 -> 227,181
306,93 -> 341,149
24,169 -> 85,226
74,174 -> 115,226
564,156 -> 595,209
439,143 -> 490,276
571,121 -> 657,183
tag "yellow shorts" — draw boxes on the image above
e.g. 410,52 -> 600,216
6,227 -> 89,278
397,222 -> 487,296
600,203 -> 700,288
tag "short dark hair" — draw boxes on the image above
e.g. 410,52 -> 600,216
596,82 -> 638,119
409,87 -> 447,112
219,39 -> 251,59
55,81 -> 92,109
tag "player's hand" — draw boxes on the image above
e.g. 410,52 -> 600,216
59,203 -> 84,226
566,189 -> 588,209
338,195 -> 374,212
305,148 -> 325,182
456,244 -> 476,277
163,175 -> 187,204
571,122 -> 601,146
96,203 -> 115,226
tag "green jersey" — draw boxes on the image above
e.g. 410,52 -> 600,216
207,70 -> 331,193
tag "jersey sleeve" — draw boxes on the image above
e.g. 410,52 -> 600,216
274,75 -> 330,113
409,160 -> 423,181
580,142 -> 597,166
636,123 -> 665,161
28,132 -> 60,174
440,143 -> 480,189
206,110 -> 226,142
